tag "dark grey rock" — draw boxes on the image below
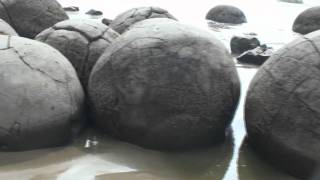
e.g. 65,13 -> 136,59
89,18 -> 240,150
0,18 -> 18,36
63,6 -> 79,12
36,19 -> 119,89
102,18 -> 112,26
293,6 -> 320,35
109,7 -> 177,34
206,5 -> 247,24
0,0 -> 68,39
86,9 -> 103,16
237,45 -> 273,65
278,0 -> 303,3
230,35 -> 260,54
0,35 -> 85,151
245,30 -> 320,179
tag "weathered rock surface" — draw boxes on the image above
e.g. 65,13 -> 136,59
237,45 -> 273,65
0,0 -> 68,39
86,9 -> 103,16
206,5 -> 247,24
89,18 -> 240,150
0,18 -> 17,36
230,35 -> 260,54
102,18 -> 112,26
63,6 -> 79,12
293,6 -> 320,34
0,35 -> 85,151
245,30 -> 320,179
109,7 -> 177,34
36,19 -> 119,88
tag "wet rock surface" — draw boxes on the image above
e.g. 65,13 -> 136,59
206,5 -> 247,24
0,0 -> 68,39
0,18 -> 17,36
86,9 -> 103,16
36,19 -> 119,88
293,6 -> 320,35
89,18 -> 240,150
245,30 -> 320,179
230,35 -> 260,54
0,35 -> 85,151
63,6 -> 79,12
237,45 -> 273,65
109,7 -> 177,34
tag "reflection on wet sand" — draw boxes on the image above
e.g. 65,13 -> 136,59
0,129 -> 233,180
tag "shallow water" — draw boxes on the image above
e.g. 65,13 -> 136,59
0,0 -> 319,179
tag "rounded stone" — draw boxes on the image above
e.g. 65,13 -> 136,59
293,6 -> 320,35
89,18 -> 240,150
0,0 -> 68,38
36,19 -> 119,88
0,19 -> 17,36
245,30 -> 320,179
0,35 -> 85,151
206,5 -> 247,24
109,7 -> 177,34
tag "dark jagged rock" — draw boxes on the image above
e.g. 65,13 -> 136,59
86,9 -> 103,16
206,5 -> 247,24
230,35 -> 260,54
0,35 -> 85,151
237,45 -> 273,65
63,6 -> 79,12
109,7 -> 177,34
245,30 -> 320,179
36,19 -> 119,89
102,18 -> 112,26
89,18 -> 240,150
0,0 -> 68,39
0,18 -> 18,36
293,6 -> 320,34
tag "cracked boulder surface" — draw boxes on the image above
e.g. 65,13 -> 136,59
89,18 -> 240,150
206,5 -> 247,24
245,30 -> 320,179
0,35 -> 85,151
0,0 -> 68,39
36,19 -> 119,89
0,18 -> 17,35
109,7 -> 177,34
293,6 -> 320,35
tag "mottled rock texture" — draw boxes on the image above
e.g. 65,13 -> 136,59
36,19 -> 119,88
89,18 -> 240,150
245,30 -> 320,179
0,18 -> 17,35
0,0 -> 68,38
293,6 -> 320,35
206,5 -> 247,24
109,7 -> 177,34
0,35 -> 85,151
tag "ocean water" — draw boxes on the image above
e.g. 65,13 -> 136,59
0,0 -> 319,179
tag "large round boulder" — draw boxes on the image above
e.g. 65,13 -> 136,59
36,19 -> 119,88
206,5 -> 247,24
293,6 -> 320,34
109,7 -> 177,34
89,18 -> 240,150
245,30 -> 320,179
0,0 -> 68,38
0,19 -> 17,36
0,35 -> 85,151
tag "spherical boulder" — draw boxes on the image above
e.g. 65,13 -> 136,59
109,7 -> 177,34
36,19 -> 119,88
0,0 -> 68,38
0,19 -> 17,36
206,5 -> 247,24
293,6 -> 320,34
0,35 -> 85,151
89,18 -> 240,150
245,30 -> 320,179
